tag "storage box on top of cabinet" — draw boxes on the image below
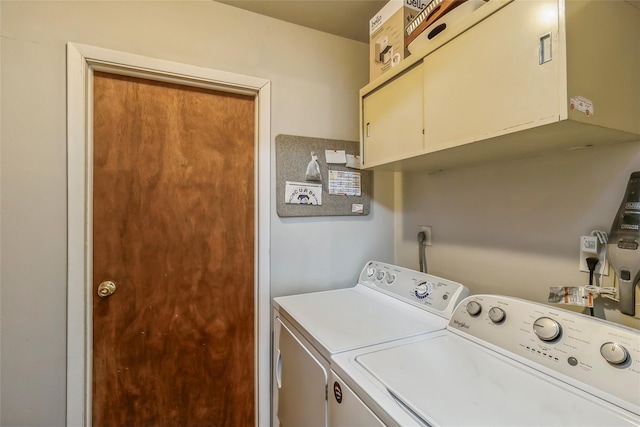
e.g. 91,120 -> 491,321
369,0 -> 428,82
359,0 -> 640,172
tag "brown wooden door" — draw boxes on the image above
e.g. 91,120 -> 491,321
91,72 -> 255,426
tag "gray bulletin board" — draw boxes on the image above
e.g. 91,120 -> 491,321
276,134 -> 372,217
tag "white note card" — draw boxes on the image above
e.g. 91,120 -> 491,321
325,150 -> 347,164
346,154 -> 361,169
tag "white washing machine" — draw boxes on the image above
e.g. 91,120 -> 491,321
272,260 -> 469,427
331,294 -> 640,426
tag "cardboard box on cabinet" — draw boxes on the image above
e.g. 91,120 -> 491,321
370,0 -> 427,81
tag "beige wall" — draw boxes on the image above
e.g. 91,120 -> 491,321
3,1 -> 639,425
0,1 -> 395,425
396,140 -> 640,329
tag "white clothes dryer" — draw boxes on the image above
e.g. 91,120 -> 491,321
331,294 -> 640,426
272,260 -> 469,427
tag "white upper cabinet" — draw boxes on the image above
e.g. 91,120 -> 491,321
423,0 -> 559,151
362,62 -> 425,168
359,0 -> 640,172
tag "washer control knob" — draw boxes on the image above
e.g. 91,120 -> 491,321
385,273 -> 397,285
466,300 -> 482,316
488,307 -> 506,323
414,281 -> 432,298
366,267 -> 376,278
600,342 -> 629,365
376,270 -> 385,281
533,317 -> 561,341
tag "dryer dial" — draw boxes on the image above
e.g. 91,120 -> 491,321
414,281 -> 432,299
385,273 -> 397,285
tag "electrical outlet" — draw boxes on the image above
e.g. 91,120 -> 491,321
418,226 -> 432,246
579,235 -> 608,276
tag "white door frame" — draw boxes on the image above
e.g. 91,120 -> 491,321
66,42 -> 271,426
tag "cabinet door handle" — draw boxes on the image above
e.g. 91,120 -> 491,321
275,349 -> 282,389
539,32 -> 552,64
366,122 -> 371,137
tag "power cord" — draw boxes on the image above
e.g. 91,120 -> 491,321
586,257 -> 599,316
585,254 -> 618,307
585,285 -> 618,299
588,230 -> 608,287
418,231 -> 428,273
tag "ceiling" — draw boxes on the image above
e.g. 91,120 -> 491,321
216,0 -> 640,44
215,0 -> 387,43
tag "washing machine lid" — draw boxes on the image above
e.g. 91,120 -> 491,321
274,285 -> 448,360
353,333 -> 640,426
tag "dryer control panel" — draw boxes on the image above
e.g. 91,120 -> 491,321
358,261 -> 469,319
449,294 -> 640,415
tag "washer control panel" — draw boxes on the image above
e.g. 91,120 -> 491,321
449,295 -> 640,413
359,261 -> 469,318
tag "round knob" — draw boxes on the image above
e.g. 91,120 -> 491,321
533,317 -> 561,341
97,280 -> 117,298
385,273 -> 397,285
376,270 -> 385,281
415,281 -> 432,298
488,307 -> 506,323
366,267 -> 376,278
466,300 -> 482,316
600,342 -> 629,365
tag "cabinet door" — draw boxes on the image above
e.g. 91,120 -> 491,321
423,0 -> 560,151
362,62 -> 424,168
274,317 -> 328,427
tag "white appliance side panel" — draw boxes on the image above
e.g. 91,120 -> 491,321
329,370 -> 386,427
275,317 -> 328,427
357,334 -> 640,426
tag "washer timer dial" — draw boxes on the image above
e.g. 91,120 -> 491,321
533,317 -> 561,341
600,342 -> 629,365
466,300 -> 482,316
488,307 -> 506,323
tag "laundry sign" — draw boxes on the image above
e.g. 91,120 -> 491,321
285,181 -> 323,205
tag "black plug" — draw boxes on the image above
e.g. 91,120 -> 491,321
586,257 -> 599,286
586,257 -> 599,316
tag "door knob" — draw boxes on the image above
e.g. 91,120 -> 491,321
97,281 -> 117,297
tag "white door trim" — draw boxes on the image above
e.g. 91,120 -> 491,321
66,42 -> 271,427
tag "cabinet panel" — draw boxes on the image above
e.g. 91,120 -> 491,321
423,0 -> 560,151
275,317 -> 328,427
362,62 -> 424,167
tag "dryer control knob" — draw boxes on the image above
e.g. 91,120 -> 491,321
466,300 -> 482,316
533,317 -> 561,341
488,307 -> 506,323
415,281 -> 432,298
600,342 -> 629,365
